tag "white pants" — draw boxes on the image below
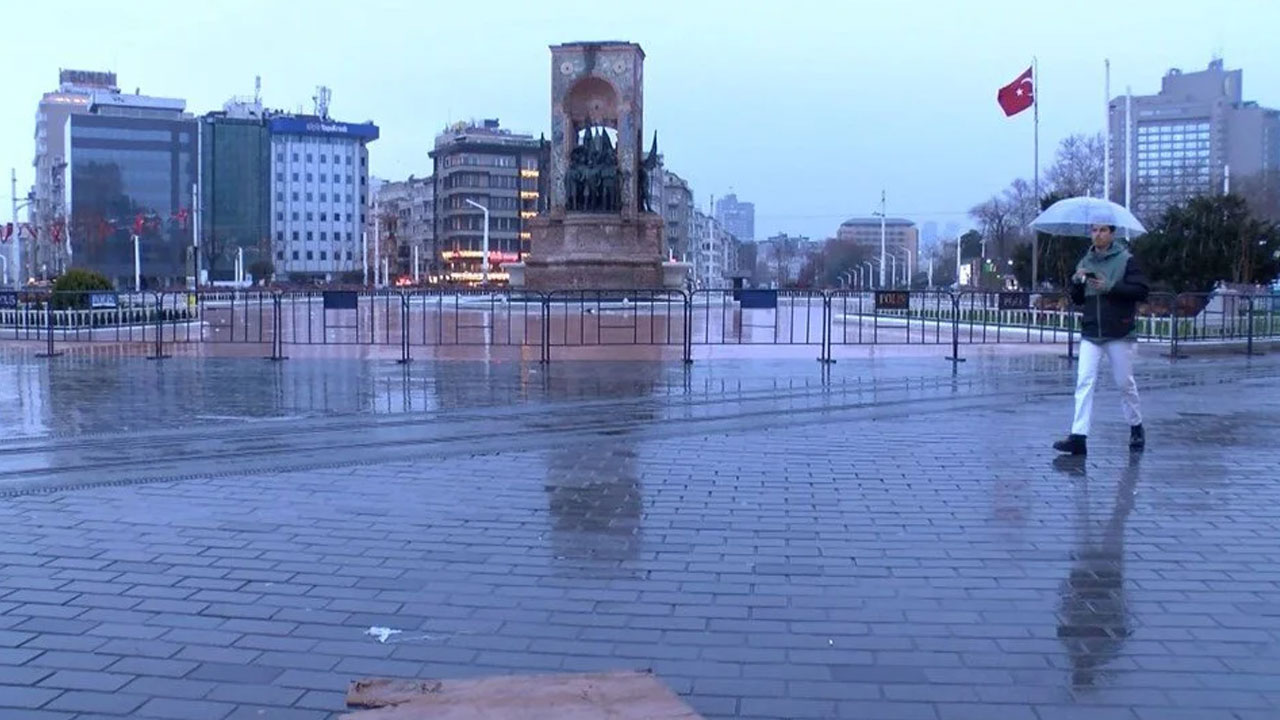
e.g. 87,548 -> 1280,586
1072,339 -> 1142,436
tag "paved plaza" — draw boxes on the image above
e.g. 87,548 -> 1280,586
2,346 -> 1280,719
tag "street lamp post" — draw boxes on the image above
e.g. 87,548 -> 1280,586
902,247 -> 914,288
888,254 -> 897,288
132,234 -> 141,292
874,190 -> 887,287
862,260 -> 876,289
463,199 -> 490,285
11,168 -> 35,290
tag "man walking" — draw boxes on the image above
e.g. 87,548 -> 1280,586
1054,224 -> 1149,456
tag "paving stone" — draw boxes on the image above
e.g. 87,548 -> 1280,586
134,697 -> 236,720
0,685 -> 63,709
44,691 -> 148,715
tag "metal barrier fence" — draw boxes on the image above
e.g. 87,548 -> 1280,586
2,288 -> 1277,363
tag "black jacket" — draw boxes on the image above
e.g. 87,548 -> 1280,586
1070,256 -> 1150,341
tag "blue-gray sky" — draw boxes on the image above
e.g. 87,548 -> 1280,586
2,0 -> 1275,241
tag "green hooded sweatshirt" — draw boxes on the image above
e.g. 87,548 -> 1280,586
1075,242 -> 1131,296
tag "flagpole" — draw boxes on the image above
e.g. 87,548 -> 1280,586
1125,85 -> 1133,243
1104,59 -> 1111,202
1032,56 -> 1039,291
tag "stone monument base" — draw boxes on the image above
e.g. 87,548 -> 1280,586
510,212 -> 686,291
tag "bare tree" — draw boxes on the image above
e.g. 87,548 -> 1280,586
1045,132 -> 1105,198
969,195 -> 1016,262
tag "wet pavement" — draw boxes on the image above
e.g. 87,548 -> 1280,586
2,349 -> 1280,719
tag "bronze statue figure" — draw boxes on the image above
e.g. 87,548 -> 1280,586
638,131 -> 659,213
565,121 -> 621,213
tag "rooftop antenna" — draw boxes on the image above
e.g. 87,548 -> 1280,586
313,85 -> 331,120
254,75 -> 261,105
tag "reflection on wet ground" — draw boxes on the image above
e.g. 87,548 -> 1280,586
2,350 -> 1280,719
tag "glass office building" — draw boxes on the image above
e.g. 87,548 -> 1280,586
67,113 -> 197,288
201,115 -> 271,281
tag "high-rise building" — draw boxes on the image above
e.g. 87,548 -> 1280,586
714,193 -> 755,242
65,91 -> 197,289
268,114 -> 379,281
30,69 -> 120,280
837,217 -> 920,280
757,233 -> 812,288
429,119 -> 548,284
921,221 -> 939,249
692,210 -> 739,289
1110,59 -> 1280,218
661,170 -> 694,263
375,175 -> 435,281
200,99 -> 272,282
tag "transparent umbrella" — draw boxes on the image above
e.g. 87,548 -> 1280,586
1030,197 -> 1146,238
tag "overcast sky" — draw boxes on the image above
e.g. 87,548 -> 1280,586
1,0 -> 1275,242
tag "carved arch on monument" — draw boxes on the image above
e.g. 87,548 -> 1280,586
564,76 -> 621,129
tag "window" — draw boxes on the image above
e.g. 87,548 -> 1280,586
346,251 -> 353,261
276,152 -> 283,162
306,173 -> 313,182
306,250 -> 313,260
275,231 -> 283,241
292,173 -> 299,181
292,212 -> 299,221
276,251 -> 284,260
276,192 -> 284,201
320,193 -> 327,202
306,153 -> 312,162
320,251 -> 327,260
346,156 -> 352,165
320,155 -> 327,164
334,212 -> 341,221
347,232 -> 353,242
320,212 -> 327,221
305,192 -> 313,201
320,232 -> 327,241
292,250 -> 299,260
291,192 -> 299,201
360,213 -> 365,224
275,172 -> 283,181
291,231 -> 299,240
306,231 -> 313,241
320,174 -> 326,183
291,153 -> 298,162
346,194 -> 353,203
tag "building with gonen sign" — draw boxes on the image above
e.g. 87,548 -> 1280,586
64,92 -> 197,289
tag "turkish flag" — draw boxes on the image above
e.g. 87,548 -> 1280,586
997,66 -> 1034,117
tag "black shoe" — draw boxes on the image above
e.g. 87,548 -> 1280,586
1053,434 -> 1088,455
1130,424 -> 1145,452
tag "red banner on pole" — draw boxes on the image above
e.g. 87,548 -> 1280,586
1,223 -> 12,243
